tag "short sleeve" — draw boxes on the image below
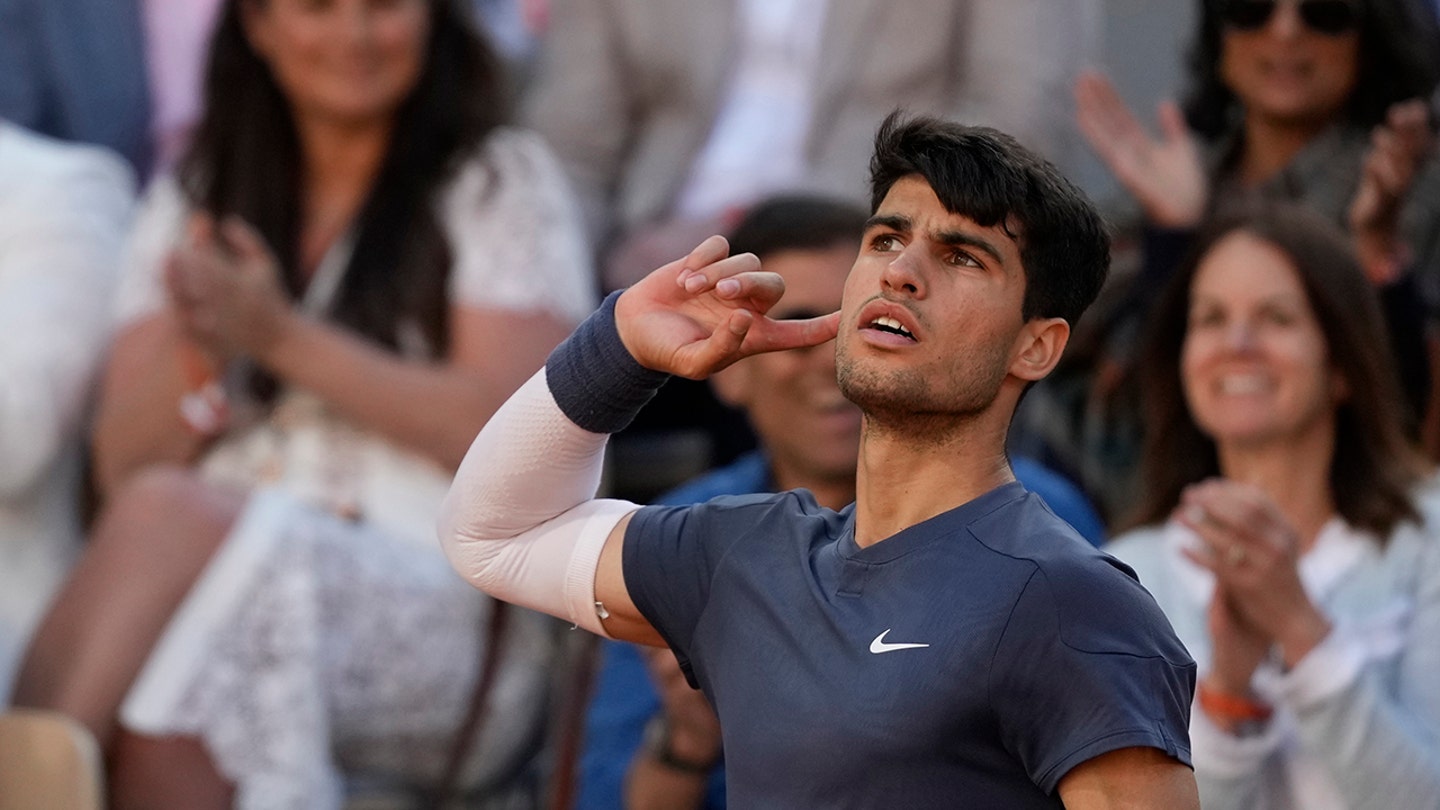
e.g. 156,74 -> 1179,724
440,128 -> 597,325
622,495 -> 777,682
113,175 -> 188,326
989,563 -> 1196,794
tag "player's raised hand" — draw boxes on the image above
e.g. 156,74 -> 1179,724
616,235 -> 841,379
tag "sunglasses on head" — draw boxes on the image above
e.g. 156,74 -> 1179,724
1219,0 -> 1361,35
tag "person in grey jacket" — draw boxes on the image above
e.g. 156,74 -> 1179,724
1106,204 -> 1440,810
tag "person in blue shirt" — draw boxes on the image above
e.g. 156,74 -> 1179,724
441,112 -> 1197,808
578,194 -> 1111,810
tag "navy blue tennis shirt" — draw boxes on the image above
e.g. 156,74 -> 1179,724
623,481 -> 1195,808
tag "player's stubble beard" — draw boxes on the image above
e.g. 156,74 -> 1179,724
834,335 -> 1010,442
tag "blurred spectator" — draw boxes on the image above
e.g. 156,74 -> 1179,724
0,124 -> 134,702
0,0 -> 151,175
1075,0 -> 1440,294
1107,205 -> 1440,809
576,195 -> 1110,810
525,0 -> 1100,292
1018,0 -> 1440,520
0,0 -> 525,180
11,0 -> 592,807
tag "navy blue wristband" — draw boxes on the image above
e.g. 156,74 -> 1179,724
545,290 -> 669,434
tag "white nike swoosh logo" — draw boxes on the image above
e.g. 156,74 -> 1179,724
869,629 -> 931,654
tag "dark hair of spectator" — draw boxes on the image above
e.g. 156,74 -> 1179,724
1183,0 -> 1440,139
727,195 -> 868,261
179,0 -> 508,392
867,111 -> 1110,327
1126,204 -> 1426,538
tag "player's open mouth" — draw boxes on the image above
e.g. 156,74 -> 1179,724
856,300 -> 921,346
865,316 -> 916,341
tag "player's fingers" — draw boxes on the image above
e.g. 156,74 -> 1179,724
715,270 -> 786,311
681,252 -> 762,294
672,309 -> 754,378
748,310 -> 842,353
675,234 -> 733,287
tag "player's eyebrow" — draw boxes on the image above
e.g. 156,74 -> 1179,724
864,213 -> 910,234
933,229 -> 1004,267
864,214 -> 1005,267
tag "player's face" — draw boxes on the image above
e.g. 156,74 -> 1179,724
242,0 -> 430,129
1181,230 -> 1341,451
835,176 -> 1031,420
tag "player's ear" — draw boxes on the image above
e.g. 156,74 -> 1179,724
1009,317 -> 1069,382
710,362 -> 752,408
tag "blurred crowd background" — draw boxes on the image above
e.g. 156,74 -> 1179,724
1,0 -> 1439,808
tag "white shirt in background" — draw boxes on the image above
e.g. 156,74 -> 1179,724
673,0 -> 830,221
0,123 -> 135,701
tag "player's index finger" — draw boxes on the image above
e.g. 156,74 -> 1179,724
748,311 -> 841,353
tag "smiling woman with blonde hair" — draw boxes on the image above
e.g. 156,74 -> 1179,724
1106,204 -> 1440,810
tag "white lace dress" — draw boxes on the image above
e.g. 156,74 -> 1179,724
111,129 -> 596,809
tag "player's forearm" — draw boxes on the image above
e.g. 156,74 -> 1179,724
439,292 -> 665,541
438,368 -> 611,544
438,293 -> 666,633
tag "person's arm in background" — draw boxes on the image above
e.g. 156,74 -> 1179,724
1071,70 -> 1210,327
623,646 -> 722,810
165,215 -> 575,470
0,136 -> 134,497
95,237 -> 572,491
1350,99 -> 1435,423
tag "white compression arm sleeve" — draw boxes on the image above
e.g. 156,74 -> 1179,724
437,367 -> 638,637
